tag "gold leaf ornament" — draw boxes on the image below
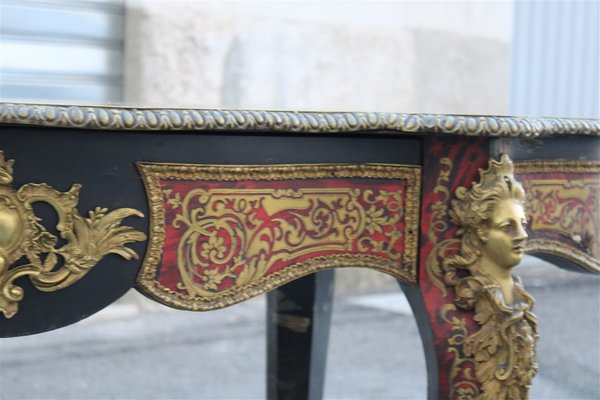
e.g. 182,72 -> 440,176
0,150 -> 146,318
445,155 -> 538,399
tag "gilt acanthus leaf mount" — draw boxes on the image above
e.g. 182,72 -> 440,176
0,150 -> 146,318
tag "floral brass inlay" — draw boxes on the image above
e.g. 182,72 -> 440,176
0,150 -> 146,318
137,163 -> 420,311
425,156 -> 482,399
515,161 -> 600,273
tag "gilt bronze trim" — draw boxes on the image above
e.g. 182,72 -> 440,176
1,103 -> 599,137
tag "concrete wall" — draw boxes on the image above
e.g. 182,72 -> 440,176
123,0 -> 513,292
124,1 -> 512,115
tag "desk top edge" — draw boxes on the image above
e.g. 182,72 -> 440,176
1,103 -> 599,137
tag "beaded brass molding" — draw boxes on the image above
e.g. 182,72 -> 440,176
1,103 -> 599,137
515,160 -> 600,174
137,163 -> 420,311
0,150 -> 147,318
515,160 -> 600,273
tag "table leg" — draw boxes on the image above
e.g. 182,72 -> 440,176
267,269 -> 335,400
398,281 -> 439,400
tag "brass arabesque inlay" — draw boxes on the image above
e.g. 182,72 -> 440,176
515,161 -> 600,273
170,188 -> 407,298
137,163 -> 421,311
0,150 -> 147,318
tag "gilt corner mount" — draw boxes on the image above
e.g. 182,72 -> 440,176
0,149 -> 147,318
446,155 -> 538,399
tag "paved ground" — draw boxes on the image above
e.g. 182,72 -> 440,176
0,257 -> 598,399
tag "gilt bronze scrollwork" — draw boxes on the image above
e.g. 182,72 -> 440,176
444,155 -> 538,399
0,150 -> 146,318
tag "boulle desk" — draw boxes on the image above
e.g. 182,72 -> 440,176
0,103 -> 598,399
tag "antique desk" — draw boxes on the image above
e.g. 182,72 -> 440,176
0,103 -> 598,399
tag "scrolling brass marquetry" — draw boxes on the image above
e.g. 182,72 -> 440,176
444,156 -> 538,399
515,161 -> 600,272
137,163 -> 420,311
0,150 -> 146,318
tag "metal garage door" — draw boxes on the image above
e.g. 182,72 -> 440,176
0,0 -> 124,104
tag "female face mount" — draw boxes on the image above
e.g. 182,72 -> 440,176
451,164 -> 538,400
450,156 -> 528,277
479,197 -> 528,272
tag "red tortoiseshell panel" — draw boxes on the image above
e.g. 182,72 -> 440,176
137,163 -> 420,310
418,137 -> 490,399
516,161 -> 600,272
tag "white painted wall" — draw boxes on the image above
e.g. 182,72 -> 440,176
124,0 -> 513,115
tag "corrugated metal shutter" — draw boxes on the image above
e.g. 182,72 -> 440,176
510,0 -> 599,118
0,0 -> 124,104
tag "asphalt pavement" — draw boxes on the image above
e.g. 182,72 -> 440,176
0,257 -> 598,400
